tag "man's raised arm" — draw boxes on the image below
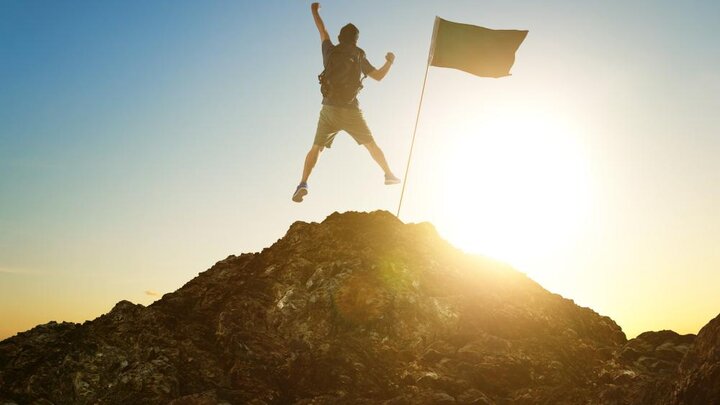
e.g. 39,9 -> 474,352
311,3 -> 330,42
368,52 -> 395,81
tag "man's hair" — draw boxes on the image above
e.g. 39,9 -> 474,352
338,23 -> 359,45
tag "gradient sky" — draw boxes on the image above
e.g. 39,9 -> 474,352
1,0 -> 718,340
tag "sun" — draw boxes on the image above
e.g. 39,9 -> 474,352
436,109 -> 593,273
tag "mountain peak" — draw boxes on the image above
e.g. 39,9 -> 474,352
1,211 -> 718,404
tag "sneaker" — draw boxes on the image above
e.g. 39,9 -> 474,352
292,183 -> 308,203
384,174 -> 401,185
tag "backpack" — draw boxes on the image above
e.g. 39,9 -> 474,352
318,44 -> 367,105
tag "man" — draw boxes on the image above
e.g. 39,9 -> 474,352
292,2 -> 401,203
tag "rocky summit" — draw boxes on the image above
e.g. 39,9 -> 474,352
0,211 -> 718,404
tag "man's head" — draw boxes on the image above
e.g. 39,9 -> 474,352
338,23 -> 359,45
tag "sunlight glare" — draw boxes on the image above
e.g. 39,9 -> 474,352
437,109 -> 592,274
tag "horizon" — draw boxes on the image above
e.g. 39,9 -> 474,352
1,0 -> 719,341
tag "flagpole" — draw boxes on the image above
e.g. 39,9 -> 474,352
395,61 -> 430,219
396,17 -> 439,219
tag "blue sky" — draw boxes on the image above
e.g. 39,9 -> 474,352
1,0 -> 719,339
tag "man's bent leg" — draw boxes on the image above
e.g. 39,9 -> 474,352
293,144 -> 323,203
363,141 -> 399,184
301,144 -> 323,184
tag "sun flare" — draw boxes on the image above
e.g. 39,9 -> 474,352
437,109 -> 593,274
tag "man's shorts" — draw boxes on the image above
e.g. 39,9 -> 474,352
313,105 -> 374,148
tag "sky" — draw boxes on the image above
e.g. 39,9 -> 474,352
1,0 -> 718,340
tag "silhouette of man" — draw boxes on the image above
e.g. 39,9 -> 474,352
293,2 -> 400,203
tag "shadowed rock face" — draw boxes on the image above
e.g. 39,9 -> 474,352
670,313 -> 720,404
0,211 -> 716,404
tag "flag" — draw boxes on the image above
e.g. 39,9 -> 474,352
429,17 -> 528,78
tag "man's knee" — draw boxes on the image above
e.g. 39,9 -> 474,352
308,144 -> 324,155
363,141 -> 379,151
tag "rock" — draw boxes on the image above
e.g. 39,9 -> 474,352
0,210 -> 717,404
669,313 -> 720,404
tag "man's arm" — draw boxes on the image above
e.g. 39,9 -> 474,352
368,52 -> 395,81
311,3 -> 330,42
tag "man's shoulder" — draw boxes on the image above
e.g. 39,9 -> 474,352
355,46 -> 367,57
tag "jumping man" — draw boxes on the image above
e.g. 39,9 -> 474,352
292,2 -> 400,203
